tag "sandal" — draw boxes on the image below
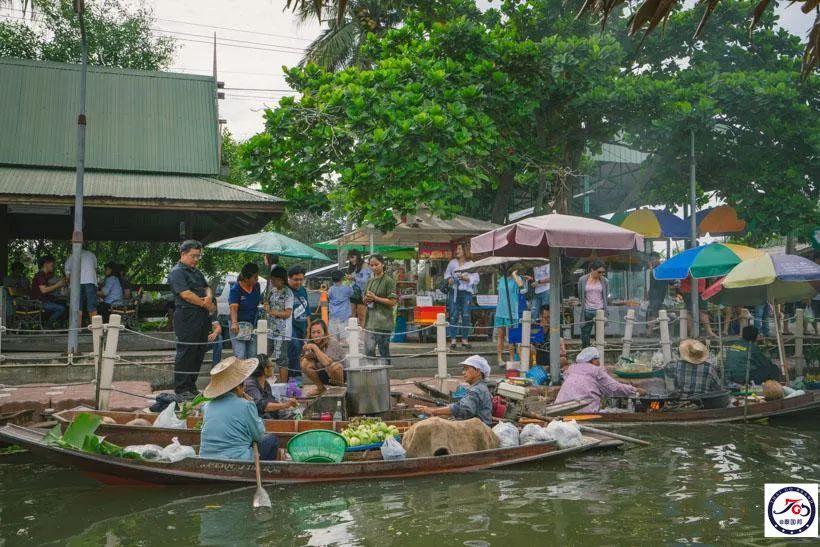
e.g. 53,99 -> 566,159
461,342 -> 471,349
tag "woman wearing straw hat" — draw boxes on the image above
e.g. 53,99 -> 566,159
200,356 -> 280,461
664,339 -> 722,397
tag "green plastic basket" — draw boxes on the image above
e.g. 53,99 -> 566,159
287,430 -> 348,463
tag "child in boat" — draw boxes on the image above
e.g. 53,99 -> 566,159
199,356 -> 280,461
413,355 -> 493,426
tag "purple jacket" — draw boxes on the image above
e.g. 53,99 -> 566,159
554,362 -> 638,413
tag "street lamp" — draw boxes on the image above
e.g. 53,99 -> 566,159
67,0 -> 88,356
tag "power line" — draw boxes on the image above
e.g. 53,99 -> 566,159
152,16 -> 315,43
151,27 -> 307,53
223,86 -> 295,92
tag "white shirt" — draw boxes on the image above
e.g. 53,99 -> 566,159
65,250 -> 98,285
533,264 -> 550,295
444,259 -> 479,293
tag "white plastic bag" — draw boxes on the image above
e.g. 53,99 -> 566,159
519,424 -> 553,446
545,420 -> 583,449
160,437 -> 196,463
123,444 -> 165,461
380,436 -> 407,460
492,422 -> 520,448
153,401 -> 186,429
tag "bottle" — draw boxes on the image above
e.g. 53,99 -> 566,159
332,401 -> 343,421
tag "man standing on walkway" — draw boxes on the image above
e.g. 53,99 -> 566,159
168,240 -> 215,398
64,247 -> 98,325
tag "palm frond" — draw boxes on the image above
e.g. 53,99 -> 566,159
299,19 -> 361,71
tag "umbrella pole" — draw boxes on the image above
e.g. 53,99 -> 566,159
772,301 -> 789,383
743,344 -> 751,422
549,246 -> 561,383
717,310 -> 724,386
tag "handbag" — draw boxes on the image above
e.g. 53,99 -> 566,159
350,285 -> 363,305
438,277 -> 450,294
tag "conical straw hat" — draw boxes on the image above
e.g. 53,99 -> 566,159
203,356 -> 259,398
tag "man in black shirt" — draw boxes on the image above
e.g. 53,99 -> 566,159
167,240 -> 215,397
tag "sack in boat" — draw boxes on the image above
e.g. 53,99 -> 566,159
492,422 -> 520,448
762,380 -> 784,401
519,423 -> 552,446
545,420 -> 583,449
401,417 -> 499,458
153,402 -> 186,429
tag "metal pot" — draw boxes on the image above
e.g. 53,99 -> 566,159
346,366 -> 391,415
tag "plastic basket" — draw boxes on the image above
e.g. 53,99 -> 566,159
525,366 -> 549,385
287,430 -> 348,463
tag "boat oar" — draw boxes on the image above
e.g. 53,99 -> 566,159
252,442 -> 271,509
579,425 -> 651,447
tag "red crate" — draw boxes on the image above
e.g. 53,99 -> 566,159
413,306 -> 446,325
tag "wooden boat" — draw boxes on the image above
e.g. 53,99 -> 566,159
0,423 -> 605,486
53,409 -> 416,448
563,391 -> 820,426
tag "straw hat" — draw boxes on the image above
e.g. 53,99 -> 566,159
203,356 -> 259,399
679,339 -> 709,365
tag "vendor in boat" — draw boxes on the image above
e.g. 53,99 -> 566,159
244,354 -> 300,419
531,305 -> 568,369
300,320 -> 346,395
413,355 -> 493,426
724,326 -> 783,385
664,339 -> 722,397
554,347 -> 644,413
200,356 -> 280,461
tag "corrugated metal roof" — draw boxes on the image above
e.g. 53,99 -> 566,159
0,58 -> 219,175
0,167 -> 283,207
591,143 -> 648,164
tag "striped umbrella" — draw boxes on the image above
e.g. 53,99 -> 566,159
609,209 -> 689,238
653,243 -> 764,280
703,254 -> 820,306
686,206 -> 747,236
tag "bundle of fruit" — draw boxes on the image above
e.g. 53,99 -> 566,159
341,417 -> 400,448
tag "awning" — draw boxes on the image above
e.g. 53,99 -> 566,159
337,209 -> 499,247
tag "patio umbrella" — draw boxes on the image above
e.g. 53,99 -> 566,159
314,239 -> 417,260
456,256 -> 549,323
686,205 -> 747,236
609,209 -> 689,239
703,254 -> 820,382
471,213 -> 644,380
653,243 -> 763,280
207,232 -> 332,261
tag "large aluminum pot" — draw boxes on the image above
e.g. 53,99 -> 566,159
346,366 -> 391,415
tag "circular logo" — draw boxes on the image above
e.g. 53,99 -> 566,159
768,486 -> 816,535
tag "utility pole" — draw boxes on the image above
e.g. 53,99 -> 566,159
689,129 -> 700,338
67,0 -> 88,356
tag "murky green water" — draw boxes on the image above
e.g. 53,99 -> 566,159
1,416 -> 819,546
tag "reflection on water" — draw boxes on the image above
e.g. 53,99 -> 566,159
1,416 -> 818,546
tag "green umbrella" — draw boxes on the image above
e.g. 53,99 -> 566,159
207,232 -> 332,261
314,240 -> 417,260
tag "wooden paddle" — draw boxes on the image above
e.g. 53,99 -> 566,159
579,425 -> 651,447
252,442 -> 271,509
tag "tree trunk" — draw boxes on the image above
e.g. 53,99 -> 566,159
491,168 -> 514,224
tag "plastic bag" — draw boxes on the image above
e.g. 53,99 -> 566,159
545,420 -> 583,449
380,436 -> 407,460
153,402 -> 186,429
160,437 -> 196,463
492,422 -> 520,448
124,444 -> 165,461
519,424 -> 553,446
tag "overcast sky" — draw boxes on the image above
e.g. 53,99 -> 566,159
104,1 -> 820,139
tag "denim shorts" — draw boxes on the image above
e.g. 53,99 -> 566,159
80,283 -> 97,312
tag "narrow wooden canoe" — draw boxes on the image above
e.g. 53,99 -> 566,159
0,423 -> 603,486
564,392 -> 820,426
53,409 -> 416,448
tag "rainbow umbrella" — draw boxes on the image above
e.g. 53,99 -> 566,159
686,206 -> 747,236
653,243 -> 764,280
610,209 -> 689,238
704,254 -> 820,306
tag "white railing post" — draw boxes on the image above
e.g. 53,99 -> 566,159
520,310 -> 531,373
795,308 -> 805,377
435,313 -> 448,382
98,314 -> 121,410
346,317 -> 361,369
595,309 -> 606,366
90,314 -> 103,373
679,309 -> 688,340
256,319 -> 268,357
659,309 -> 672,364
622,309 -> 635,358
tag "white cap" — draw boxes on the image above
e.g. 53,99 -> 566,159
459,355 -> 491,377
576,346 -> 600,363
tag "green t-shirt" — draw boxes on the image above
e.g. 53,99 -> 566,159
364,274 -> 397,332
725,340 -> 773,382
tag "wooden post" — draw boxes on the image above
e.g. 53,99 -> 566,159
346,317 -> 361,369
679,309 -> 688,340
435,313 -> 448,381
773,303 -> 790,383
520,310 -> 531,373
595,309 -> 606,366
256,319 -> 268,357
794,308 -> 805,377
659,309 -> 672,364
98,314 -> 121,410
622,309 -> 635,358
